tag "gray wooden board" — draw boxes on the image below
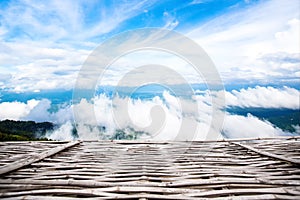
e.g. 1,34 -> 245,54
0,137 -> 299,199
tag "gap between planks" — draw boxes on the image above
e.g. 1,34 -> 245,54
231,142 -> 300,166
0,141 -> 81,176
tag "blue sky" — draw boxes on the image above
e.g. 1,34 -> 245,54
0,0 -> 299,139
0,0 -> 299,92
0,0 -> 253,42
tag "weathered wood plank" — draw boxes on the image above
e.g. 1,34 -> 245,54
232,142 -> 300,166
0,141 -> 81,175
0,138 -> 299,198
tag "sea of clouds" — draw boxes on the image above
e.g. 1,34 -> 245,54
0,86 -> 299,141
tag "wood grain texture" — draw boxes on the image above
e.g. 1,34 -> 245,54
0,137 -> 299,199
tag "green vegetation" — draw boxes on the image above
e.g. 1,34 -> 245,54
0,120 -> 147,141
110,128 -> 145,140
0,132 -> 30,141
267,111 -> 300,132
0,120 -> 54,141
227,108 -> 300,132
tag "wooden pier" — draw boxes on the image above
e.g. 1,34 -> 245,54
0,137 -> 300,199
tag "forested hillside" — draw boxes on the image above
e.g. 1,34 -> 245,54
0,120 -> 54,141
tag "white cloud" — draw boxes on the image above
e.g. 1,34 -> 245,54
163,11 -> 179,30
0,0 -> 164,92
46,121 -> 75,141
0,0 -> 299,142
1,86 -> 298,140
73,91 -> 221,141
188,0 -> 300,82
87,0 -> 159,37
223,114 -> 284,138
24,99 -> 73,124
189,0 -> 212,5
94,49 -> 205,86
0,0 -> 158,41
275,18 -> 300,53
0,41 -> 90,92
164,19 -> 179,30
225,86 -> 300,109
0,0 -> 298,92
0,99 -> 39,120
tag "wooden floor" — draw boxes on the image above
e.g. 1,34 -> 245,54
0,137 -> 300,199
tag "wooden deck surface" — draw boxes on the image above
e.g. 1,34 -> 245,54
0,137 -> 300,199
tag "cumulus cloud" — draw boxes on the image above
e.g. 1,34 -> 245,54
0,98 -> 73,123
73,91 -> 220,141
223,114 -> 285,138
0,99 -> 39,120
51,88 -> 300,140
24,99 -> 73,124
0,86 -> 298,140
225,86 -> 300,109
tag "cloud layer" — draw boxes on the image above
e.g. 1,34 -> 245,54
0,1 -> 298,140
189,0 -> 300,83
0,0 -> 299,92
225,86 -> 299,109
0,86 -> 298,140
